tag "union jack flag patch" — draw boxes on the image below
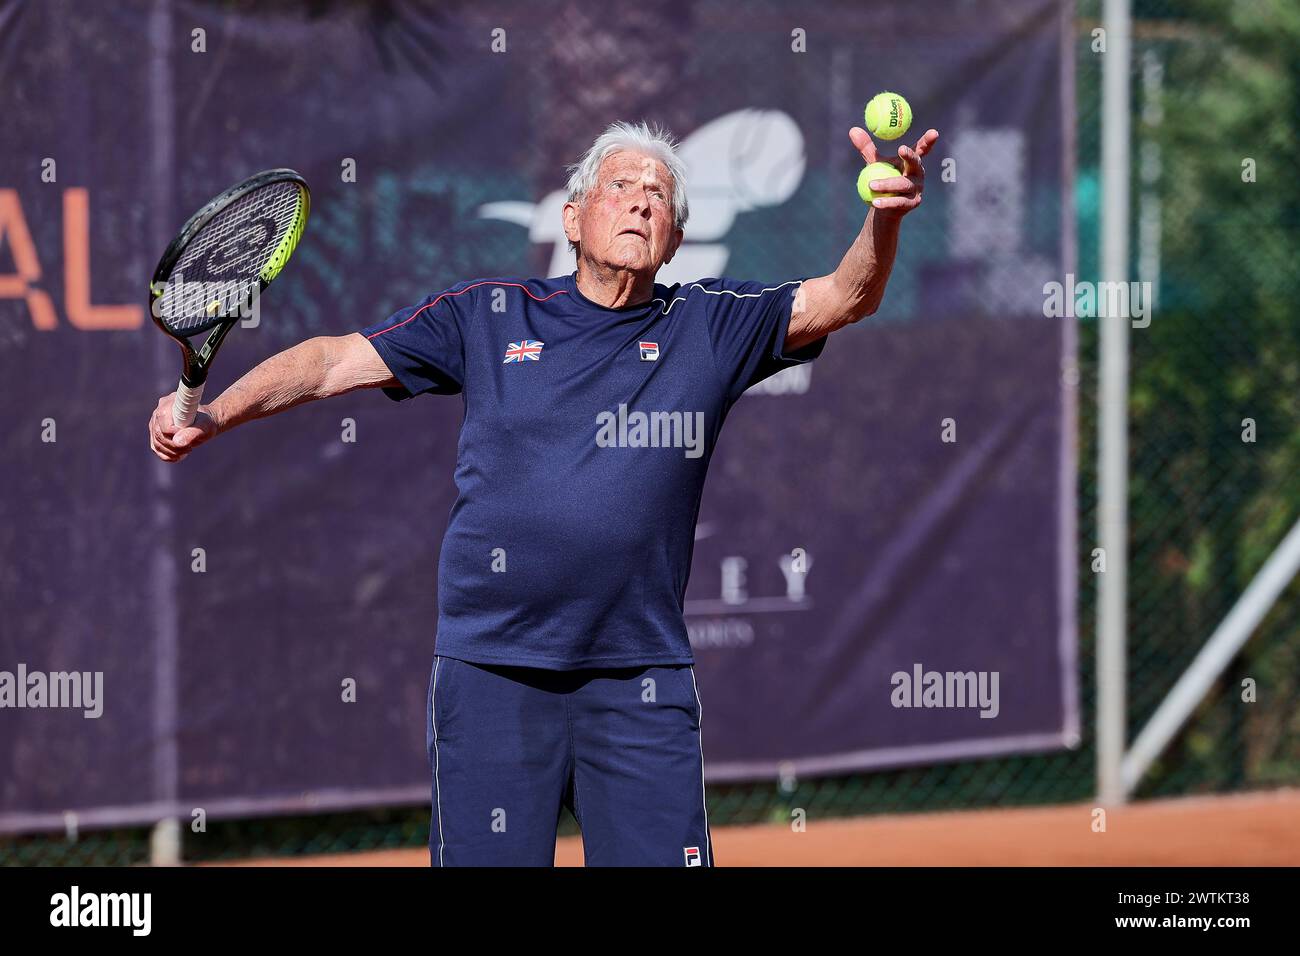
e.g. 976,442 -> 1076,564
503,340 -> 544,363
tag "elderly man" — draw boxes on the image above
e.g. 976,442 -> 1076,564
148,119 -> 938,866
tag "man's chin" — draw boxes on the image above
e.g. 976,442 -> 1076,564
598,253 -> 658,275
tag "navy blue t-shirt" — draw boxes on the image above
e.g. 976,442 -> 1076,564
361,271 -> 826,669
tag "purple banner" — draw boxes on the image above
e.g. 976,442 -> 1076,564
0,0 -> 1075,831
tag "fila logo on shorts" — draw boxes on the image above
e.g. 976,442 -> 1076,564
683,846 -> 702,867
639,341 -> 659,362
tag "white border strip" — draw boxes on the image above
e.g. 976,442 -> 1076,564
0,786 -> 434,838
705,730 -> 1074,783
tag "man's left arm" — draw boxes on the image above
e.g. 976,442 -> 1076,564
785,126 -> 940,352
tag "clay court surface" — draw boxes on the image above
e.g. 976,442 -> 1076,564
220,787 -> 1300,866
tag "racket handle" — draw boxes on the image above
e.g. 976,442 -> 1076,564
172,380 -> 205,427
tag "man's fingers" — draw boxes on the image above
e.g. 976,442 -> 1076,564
151,432 -> 181,458
896,144 -> 926,178
172,425 -> 206,448
149,423 -> 176,451
148,393 -> 209,461
149,414 -> 189,455
849,126 -> 877,164
914,128 -> 940,158
870,195 -> 921,212
153,404 -> 181,438
869,176 -> 917,195
150,414 -> 182,449
148,393 -> 197,461
866,135 -> 932,216
150,433 -> 180,462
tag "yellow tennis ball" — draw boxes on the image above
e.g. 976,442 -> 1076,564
865,92 -> 912,141
857,162 -> 902,203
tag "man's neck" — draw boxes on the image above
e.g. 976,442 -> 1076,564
575,260 -> 655,309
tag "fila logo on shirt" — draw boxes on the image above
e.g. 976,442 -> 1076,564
639,341 -> 659,362
503,340 -> 544,363
683,846 -> 702,867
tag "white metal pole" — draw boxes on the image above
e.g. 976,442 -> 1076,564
1123,515 -> 1300,794
1097,0 -> 1132,807
150,0 -> 182,867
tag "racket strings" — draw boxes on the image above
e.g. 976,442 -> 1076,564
156,181 -> 307,334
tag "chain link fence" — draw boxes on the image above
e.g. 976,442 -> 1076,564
5,0 -> 1298,865
1119,0 -> 1300,797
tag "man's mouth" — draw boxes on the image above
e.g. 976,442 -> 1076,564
619,228 -> 648,240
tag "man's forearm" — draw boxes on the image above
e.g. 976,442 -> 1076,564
831,208 -> 901,322
207,336 -> 348,433
786,210 -> 904,351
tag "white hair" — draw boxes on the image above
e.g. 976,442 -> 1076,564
564,120 -> 689,251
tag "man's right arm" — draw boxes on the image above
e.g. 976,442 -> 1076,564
148,333 -> 395,462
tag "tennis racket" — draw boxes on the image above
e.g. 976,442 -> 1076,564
149,168 -> 310,426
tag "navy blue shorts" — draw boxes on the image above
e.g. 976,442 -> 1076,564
425,655 -> 714,867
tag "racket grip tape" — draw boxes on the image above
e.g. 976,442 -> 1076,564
172,380 -> 205,427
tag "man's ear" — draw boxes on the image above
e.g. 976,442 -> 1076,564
663,227 -> 684,265
562,201 -> 581,247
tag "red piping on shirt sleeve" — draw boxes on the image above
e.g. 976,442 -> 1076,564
365,281 -> 569,339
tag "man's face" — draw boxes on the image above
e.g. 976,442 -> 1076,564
563,151 -> 684,276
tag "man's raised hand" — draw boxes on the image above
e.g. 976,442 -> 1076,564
850,126 -> 940,217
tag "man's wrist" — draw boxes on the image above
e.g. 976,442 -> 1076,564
205,396 -> 231,433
